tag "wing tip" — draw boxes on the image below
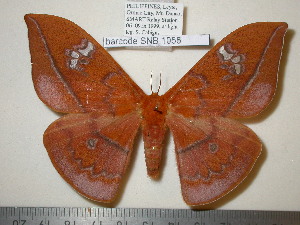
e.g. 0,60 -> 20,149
24,14 -> 34,27
24,13 -> 40,23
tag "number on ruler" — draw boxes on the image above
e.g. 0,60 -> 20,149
92,222 -> 102,225
12,220 -> 26,225
116,222 -> 128,225
65,221 -> 75,225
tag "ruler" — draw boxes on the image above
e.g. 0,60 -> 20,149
0,207 -> 299,225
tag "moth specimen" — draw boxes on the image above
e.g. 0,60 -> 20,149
25,14 -> 287,205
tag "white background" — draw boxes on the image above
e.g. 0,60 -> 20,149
0,0 -> 299,210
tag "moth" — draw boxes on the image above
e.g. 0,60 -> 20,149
24,14 -> 287,205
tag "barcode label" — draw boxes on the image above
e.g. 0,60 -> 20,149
103,35 -> 210,48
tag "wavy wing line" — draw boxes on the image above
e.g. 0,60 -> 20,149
28,16 -> 85,112
224,25 -> 286,116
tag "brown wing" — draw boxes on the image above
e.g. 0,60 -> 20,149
165,22 -> 287,205
25,14 -> 145,115
166,113 -> 261,205
44,111 -> 141,202
164,22 -> 288,118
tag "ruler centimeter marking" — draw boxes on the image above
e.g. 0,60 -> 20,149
0,207 -> 300,225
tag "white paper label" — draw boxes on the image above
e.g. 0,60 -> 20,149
103,35 -> 210,48
103,1 -> 210,48
124,1 -> 183,36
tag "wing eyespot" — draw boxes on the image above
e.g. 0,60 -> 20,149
65,39 -> 95,73
218,43 -> 245,79
86,138 -> 98,150
209,142 -> 219,153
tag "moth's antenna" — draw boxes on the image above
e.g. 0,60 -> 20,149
157,71 -> 162,94
150,71 -> 162,94
150,71 -> 153,94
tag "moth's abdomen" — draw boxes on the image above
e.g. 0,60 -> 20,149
141,93 -> 168,178
142,124 -> 167,178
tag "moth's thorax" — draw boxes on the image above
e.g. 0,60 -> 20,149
141,93 -> 168,178
141,93 -> 167,122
